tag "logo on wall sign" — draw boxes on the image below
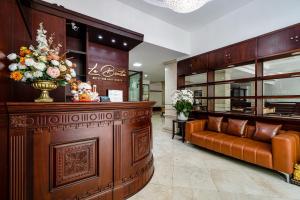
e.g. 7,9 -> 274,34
88,63 -> 127,82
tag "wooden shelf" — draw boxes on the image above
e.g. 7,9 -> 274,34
67,49 -> 87,55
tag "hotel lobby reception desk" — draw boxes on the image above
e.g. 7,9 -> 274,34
6,101 -> 155,200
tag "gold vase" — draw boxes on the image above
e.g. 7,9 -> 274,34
31,80 -> 58,103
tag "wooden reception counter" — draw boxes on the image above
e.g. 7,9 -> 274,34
6,101 -> 155,200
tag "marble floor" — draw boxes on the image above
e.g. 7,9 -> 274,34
129,114 -> 300,200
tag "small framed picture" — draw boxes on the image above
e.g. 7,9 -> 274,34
108,90 -> 123,102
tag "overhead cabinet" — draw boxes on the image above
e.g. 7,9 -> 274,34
209,39 -> 257,70
177,59 -> 192,76
191,54 -> 208,74
258,24 -> 300,58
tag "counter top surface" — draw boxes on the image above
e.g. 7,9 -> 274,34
6,101 -> 155,113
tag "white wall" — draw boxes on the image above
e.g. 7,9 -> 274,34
163,61 -> 177,131
190,0 -> 300,55
43,0 -> 190,54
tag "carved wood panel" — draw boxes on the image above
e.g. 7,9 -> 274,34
132,127 -> 150,164
50,139 -> 98,189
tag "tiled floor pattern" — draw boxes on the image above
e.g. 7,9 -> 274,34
129,114 -> 300,200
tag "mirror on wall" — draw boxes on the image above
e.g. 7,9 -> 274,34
214,64 -> 255,82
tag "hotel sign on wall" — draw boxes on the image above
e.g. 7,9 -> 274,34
88,63 -> 127,82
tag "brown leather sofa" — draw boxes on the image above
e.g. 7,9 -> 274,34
185,118 -> 300,182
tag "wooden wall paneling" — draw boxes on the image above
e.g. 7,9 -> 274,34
207,71 -> 215,112
87,42 -> 129,101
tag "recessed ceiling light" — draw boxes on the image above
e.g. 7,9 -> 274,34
123,42 -> 128,46
133,62 -> 142,67
98,35 -> 103,39
144,74 -> 148,78
111,39 -> 116,43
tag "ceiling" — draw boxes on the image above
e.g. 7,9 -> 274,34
129,42 -> 185,82
116,0 -> 254,31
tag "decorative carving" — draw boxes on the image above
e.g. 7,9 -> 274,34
51,139 -> 98,188
122,156 -> 154,183
77,182 -> 113,199
132,127 -> 151,164
10,115 -> 27,128
9,112 -> 114,132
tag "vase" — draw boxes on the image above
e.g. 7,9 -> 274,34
177,112 -> 188,121
31,80 -> 58,102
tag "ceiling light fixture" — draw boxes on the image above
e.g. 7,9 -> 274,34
111,39 -> 116,43
144,74 -> 148,78
143,0 -> 211,13
133,62 -> 142,67
123,42 -> 128,46
98,35 -> 103,39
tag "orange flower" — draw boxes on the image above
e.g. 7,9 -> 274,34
20,57 -> 25,65
10,71 -> 23,81
19,47 -> 28,57
79,93 -> 91,102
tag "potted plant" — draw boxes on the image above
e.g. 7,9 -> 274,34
172,89 -> 193,121
6,23 -> 77,102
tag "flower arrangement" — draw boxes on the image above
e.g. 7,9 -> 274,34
6,22 -> 76,86
70,81 -> 100,102
172,89 -> 194,118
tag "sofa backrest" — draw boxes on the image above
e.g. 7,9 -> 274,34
219,121 -> 285,138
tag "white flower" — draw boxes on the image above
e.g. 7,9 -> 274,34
24,71 -> 33,79
65,59 -> 72,67
18,64 -> 27,70
25,58 -> 35,66
65,74 -> 72,81
21,77 -> 27,82
51,60 -> 59,66
33,71 -> 43,78
70,68 -> 76,77
59,65 -> 67,72
7,53 -> 17,61
8,63 -> 18,71
33,62 -> 46,71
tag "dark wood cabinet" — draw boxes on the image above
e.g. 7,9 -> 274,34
209,39 -> 256,70
208,48 -> 227,70
191,54 -> 208,74
258,24 -> 300,58
177,59 -> 192,76
228,39 -> 257,64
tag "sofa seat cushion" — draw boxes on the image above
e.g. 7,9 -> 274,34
191,131 -> 273,169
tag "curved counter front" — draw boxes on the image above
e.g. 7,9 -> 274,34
7,102 -> 155,200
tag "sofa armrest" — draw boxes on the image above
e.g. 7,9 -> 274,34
185,120 -> 206,142
272,131 -> 300,174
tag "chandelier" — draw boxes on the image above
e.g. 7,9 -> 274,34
143,0 -> 211,13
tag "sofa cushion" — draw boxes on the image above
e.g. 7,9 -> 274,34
245,125 -> 256,138
207,116 -> 223,132
253,122 -> 282,143
226,119 -> 248,137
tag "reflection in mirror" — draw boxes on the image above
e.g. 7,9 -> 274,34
186,86 -> 207,111
264,77 -> 300,96
263,99 -> 300,118
263,55 -> 300,76
215,99 -> 255,114
214,64 -> 255,82
215,82 -> 255,97
185,73 -> 207,85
